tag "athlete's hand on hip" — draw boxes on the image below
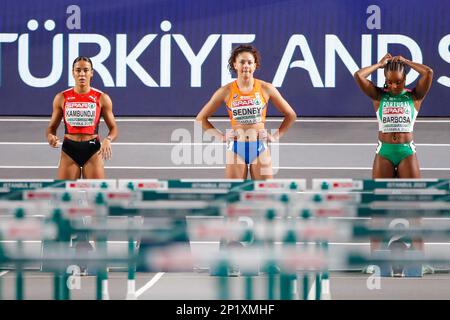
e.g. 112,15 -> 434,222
267,134 -> 278,143
257,129 -> 268,141
378,53 -> 392,68
47,134 -> 60,148
261,129 -> 278,143
223,129 -> 236,142
99,139 -> 112,160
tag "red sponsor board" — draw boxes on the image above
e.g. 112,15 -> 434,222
326,194 -> 353,201
107,192 -> 131,199
25,192 -> 52,200
6,224 -> 42,239
67,207 -> 96,217
332,182 -> 354,188
244,193 -> 272,201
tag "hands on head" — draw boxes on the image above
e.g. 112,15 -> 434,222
379,53 -> 408,68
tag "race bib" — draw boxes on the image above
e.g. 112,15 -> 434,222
231,96 -> 264,125
65,102 -> 97,127
380,104 -> 412,133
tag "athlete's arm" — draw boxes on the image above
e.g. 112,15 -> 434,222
99,93 -> 118,160
263,82 -> 297,141
393,56 -> 433,101
46,93 -> 64,148
354,53 -> 391,102
196,86 -> 230,142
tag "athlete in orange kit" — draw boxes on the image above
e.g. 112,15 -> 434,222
196,45 -> 297,179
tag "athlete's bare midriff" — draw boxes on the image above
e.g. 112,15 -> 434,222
64,133 -> 98,142
231,123 -> 266,141
378,131 -> 413,144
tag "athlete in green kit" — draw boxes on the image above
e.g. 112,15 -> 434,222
355,55 -> 434,273
354,53 -> 433,178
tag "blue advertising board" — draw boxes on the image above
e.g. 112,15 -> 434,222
0,0 -> 448,116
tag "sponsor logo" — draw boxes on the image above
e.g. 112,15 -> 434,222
232,98 -> 255,107
66,102 -> 96,109
383,107 -> 405,115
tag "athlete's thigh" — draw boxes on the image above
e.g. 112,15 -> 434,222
397,153 -> 420,178
82,152 -> 105,179
225,150 -> 247,179
372,154 -> 395,179
250,148 -> 273,180
57,151 -> 81,179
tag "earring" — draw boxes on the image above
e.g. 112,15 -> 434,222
383,83 -> 388,89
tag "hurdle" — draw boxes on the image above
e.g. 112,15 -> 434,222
2,178 -> 450,300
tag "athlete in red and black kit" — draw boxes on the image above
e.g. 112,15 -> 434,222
46,57 -> 118,179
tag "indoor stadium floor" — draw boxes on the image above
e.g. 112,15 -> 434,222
1,117 -> 450,300
1,117 -> 450,181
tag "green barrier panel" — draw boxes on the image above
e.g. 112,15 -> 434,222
141,191 -> 240,202
121,179 -> 306,192
353,225 -> 450,240
357,208 -> 450,218
0,180 -> 66,190
315,179 -> 450,191
361,194 -> 450,203
108,206 -> 222,218
347,252 -> 450,267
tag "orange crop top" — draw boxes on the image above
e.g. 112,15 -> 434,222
225,79 -> 267,126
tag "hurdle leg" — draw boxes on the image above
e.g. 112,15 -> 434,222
266,260 -> 277,300
279,273 -> 293,300
0,272 -> 3,300
302,273 -> 309,300
126,237 -> 137,300
96,235 -> 109,300
244,276 -> 253,300
216,259 -> 229,300
53,272 -> 62,300
96,269 -> 110,300
16,240 -> 24,300
315,272 -> 321,300
62,272 -> 70,300
96,274 -> 102,300
16,267 -> 24,300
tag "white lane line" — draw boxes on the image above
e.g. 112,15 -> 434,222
0,166 -> 58,169
0,271 -> 9,277
1,118 -> 450,123
0,142 -> 378,146
2,142 -> 450,147
0,165 -> 450,171
0,118 -> 377,122
135,272 -> 165,298
3,166 -> 450,171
